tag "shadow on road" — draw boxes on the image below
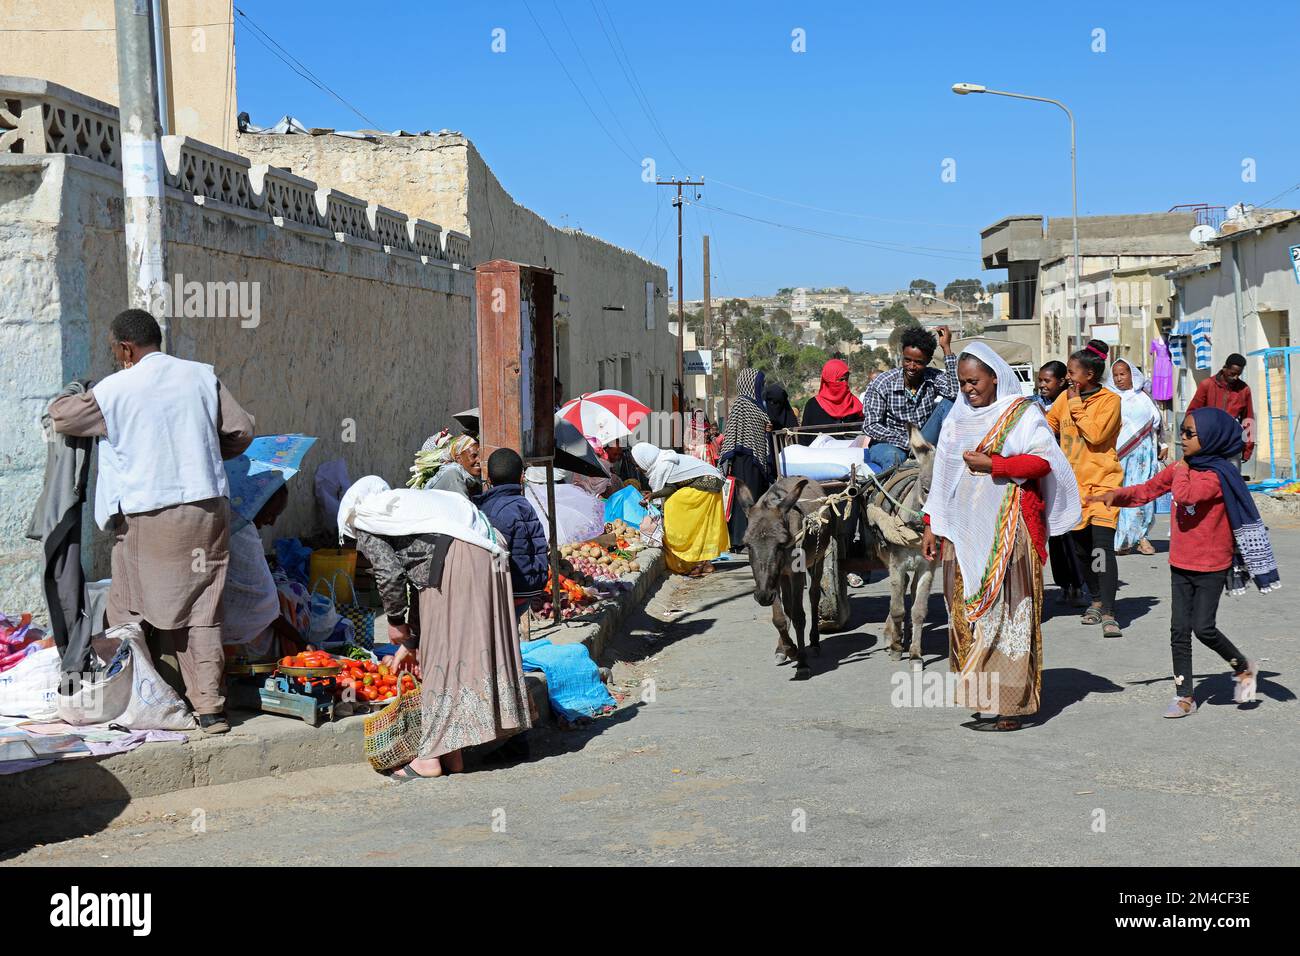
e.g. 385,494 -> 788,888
1034,667 -> 1126,724
1126,667 -> 1294,707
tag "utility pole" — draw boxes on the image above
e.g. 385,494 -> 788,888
657,177 -> 704,450
114,0 -> 169,350
702,234 -> 712,420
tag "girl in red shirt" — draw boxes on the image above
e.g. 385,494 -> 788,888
1088,407 -> 1272,717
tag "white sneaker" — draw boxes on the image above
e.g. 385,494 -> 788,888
1233,660 -> 1259,703
1162,697 -> 1197,719
847,573 -> 864,588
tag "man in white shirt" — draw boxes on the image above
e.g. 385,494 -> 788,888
50,309 -> 255,734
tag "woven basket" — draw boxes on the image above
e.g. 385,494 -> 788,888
363,683 -> 423,771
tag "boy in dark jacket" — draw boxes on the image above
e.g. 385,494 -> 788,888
476,448 -> 550,598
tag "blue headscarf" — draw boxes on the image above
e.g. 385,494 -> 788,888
1186,407 -> 1280,593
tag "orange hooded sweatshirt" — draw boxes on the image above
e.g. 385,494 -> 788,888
1046,387 -> 1122,529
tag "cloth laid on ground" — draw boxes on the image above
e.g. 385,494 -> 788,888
338,476 -> 503,555
523,478 -> 606,546
0,724 -> 185,775
26,380 -> 95,673
779,443 -> 880,482
520,638 -> 616,721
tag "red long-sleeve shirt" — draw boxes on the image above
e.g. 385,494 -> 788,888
990,453 -> 1050,563
1110,463 -> 1233,572
923,454 -> 1051,562
1187,375 -> 1255,462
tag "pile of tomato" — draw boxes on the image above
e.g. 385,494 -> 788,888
280,650 -> 338,670
335,658 -> 416,703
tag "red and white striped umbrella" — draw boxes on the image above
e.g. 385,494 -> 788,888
557,390 -> 650,445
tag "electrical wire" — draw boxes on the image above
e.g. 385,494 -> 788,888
521,0 -> 637,163
551,0 -> 643,159
709,177 -> 974,230
234,6 -> 381,129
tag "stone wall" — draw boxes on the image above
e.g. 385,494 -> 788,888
0,77 -> 474,613
236,131 -> 675,410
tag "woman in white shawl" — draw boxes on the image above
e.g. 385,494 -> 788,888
1107,359 -> 1166,555
921,343 -> 1082,732
632,443 -> 730,576
338,477 -> 530,780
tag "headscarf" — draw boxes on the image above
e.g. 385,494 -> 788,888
632,442 -> 722,493
721,368 -> 772,468
763,380 -> 799,431
337,475 -> 503,555
924,341 -> 1081,620
1186,407 -> 1280,593
1105,359 -> 1162,457
411,431 -> 477,488
814,358 -> 863,419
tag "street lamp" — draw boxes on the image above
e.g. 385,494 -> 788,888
952,82 -> 1082,349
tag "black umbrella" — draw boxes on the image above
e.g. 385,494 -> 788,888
553,416 -> 608,478
452,407 -> 480,434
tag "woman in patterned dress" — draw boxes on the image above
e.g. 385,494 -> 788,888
922,343 -> 1082,732
339,477 -> 531,780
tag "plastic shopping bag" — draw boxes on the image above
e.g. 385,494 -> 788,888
0,644 -> 61,720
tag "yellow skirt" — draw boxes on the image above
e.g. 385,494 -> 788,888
663,488 -> 730,574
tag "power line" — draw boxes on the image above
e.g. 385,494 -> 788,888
521,0 -> 637,163
686,198 -> 978,262
551,0 -> 643,159
234,6 -> 381,129
710,177 -> 973,230
588,0 -> 691,175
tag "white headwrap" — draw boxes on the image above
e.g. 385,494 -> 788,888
337,475 -> 504,555
924,341 -> 1081,615
1105,358 -> 1163,454
631,443 -> 721,493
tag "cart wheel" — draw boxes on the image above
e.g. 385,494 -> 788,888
818,532 -> 851,631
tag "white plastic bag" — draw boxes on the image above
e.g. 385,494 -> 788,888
0,645 -> 61,720
58,624 -> 196,731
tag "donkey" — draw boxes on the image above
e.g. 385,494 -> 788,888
745,476 -> 838,680
864,428 -> 940,660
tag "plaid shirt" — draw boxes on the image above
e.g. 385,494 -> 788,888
862,353 -> 959,448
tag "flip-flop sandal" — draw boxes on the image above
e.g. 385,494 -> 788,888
1080,606 -> 1103,625
1101,616 -> 1123,638
968,717 -> 1024,732
389,764 -> 441,783
1137,540 -> 1157,556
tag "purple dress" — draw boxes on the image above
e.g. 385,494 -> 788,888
1150,338 -> 1173,401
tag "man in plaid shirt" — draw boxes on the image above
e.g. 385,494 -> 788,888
863,325 -> 958,470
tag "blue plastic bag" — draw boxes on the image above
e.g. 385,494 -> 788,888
604,484 -> 652,527
274,537 -> 312,586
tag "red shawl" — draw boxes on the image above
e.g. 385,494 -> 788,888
816,359 -> 863,419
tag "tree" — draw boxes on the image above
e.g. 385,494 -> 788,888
880,302 -> 918,328
943,278 -> 983,304
731,314 -> 766,364
795,345 -> 831,381
909,278 -> 936,296
813,308 -> 861,350
769,307 -> 795,338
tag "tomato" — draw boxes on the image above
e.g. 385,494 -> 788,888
280,656 -> 294,666
364,661 -> 377,672
378,665 -> 389,677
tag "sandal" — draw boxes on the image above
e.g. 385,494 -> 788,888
1137,539 -> 1157,556
1080,606 -> 1103,625
968,716 -> 1023,732
389,763 -> 442,783
1101,616 -> 1122,638
1233,659 -> 1259,703
1162,696 -> 1197,718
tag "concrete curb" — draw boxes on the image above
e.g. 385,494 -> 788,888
1,554 -> 671,816
529,546 -> 668,659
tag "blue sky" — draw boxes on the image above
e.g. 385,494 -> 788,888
232,0 -> 1300,299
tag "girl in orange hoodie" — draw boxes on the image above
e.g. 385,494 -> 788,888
1046,340 -> 1124,637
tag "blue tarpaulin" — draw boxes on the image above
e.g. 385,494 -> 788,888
520,638 -> 616,721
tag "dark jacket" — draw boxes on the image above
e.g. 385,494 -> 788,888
476,484 -> 550,595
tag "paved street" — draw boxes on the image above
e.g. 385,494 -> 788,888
7,514 -> 1298,866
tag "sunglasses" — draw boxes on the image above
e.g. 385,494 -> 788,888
1180,427 -> 1197,439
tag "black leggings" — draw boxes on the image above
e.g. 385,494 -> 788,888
1048,534 -> 1082,590
1071,523 -> 1117,614
1170,566 -> 1248,694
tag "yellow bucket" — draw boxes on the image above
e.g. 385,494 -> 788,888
309,548 -> 357,604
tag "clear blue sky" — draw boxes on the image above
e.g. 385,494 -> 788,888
232,0 -> 1300,299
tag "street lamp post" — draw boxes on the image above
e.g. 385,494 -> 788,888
952,82 -> 1081,348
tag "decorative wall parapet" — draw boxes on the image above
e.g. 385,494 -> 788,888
409,219 -> 445,260
443,229 -> 471,266
0,75 -> 470,271
368,203 -> 413,254
312,186 -> 370,243
162,136 -> 257,210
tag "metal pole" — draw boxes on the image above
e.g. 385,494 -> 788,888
675,183 -> 684,449
702,234 -> 711,418
1068,107 -> 1081,346
150,0 -> 170,135
114,0 -> 169,350
546,461 -> 562,625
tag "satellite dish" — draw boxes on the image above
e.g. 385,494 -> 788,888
1190,224 -> 1217,244
1225,202 -> 1252,222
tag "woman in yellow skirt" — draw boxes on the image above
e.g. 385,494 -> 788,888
632,443 -> 730,575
